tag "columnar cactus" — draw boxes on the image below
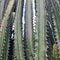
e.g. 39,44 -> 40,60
0,0 -> 60,60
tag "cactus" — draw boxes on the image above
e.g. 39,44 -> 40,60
0,0 -> 60,60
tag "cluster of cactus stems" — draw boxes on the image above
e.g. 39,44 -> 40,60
0,0 -> 60,60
